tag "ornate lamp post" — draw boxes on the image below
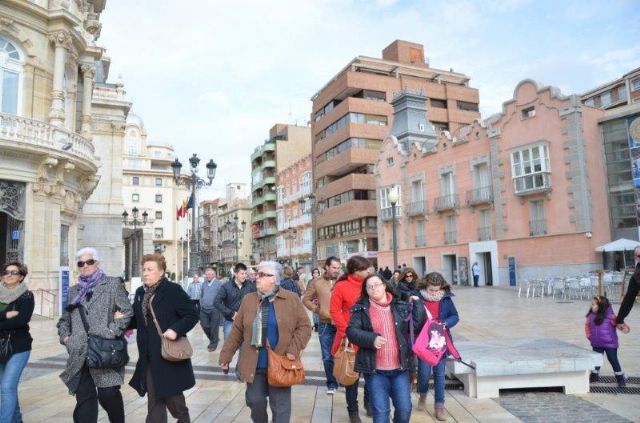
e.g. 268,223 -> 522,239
388,186 -> 399,272
122,207 -> 149,278
299,193 -> 318,267
225,215 -> 246,264
171,154 -> 217,275
284,227 -> 298,266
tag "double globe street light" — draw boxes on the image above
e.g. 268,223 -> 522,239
171,154 -> 217,276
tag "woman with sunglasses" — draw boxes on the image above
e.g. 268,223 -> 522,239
219,261 -> 312,423
395,268 -> 420,301
0,261 -> 34,423
57,247 -> 133,423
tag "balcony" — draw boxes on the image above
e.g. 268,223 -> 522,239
415,234 -> 427,248
529,219 -> 547,236
513,172 -> 551,196
262,159 -> 276,169
444,230 -> 457,245
466,186 -> 493,206
407,201 -> 428,216
433,194 -> 458,212
0,112 -> 97,165
380,206 -> 401,221
259,227 -> 277,237
478,225 -> 493,241
252,175 -> 276,191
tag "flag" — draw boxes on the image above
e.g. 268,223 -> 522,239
176,205 -> 181,221
186,192 -> 194,211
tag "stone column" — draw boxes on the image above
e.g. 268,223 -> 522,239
48,31 -> 72,127
80,64 -> 95,138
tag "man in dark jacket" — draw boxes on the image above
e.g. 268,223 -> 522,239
214,262 -> 256,340
617,253 -> 640,333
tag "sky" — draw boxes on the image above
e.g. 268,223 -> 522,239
98,0 -> 640,199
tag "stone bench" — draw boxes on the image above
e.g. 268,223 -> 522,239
445,337 -> 603,398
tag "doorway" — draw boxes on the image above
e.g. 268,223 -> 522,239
480,252 -> 493,286
413,256 -> 426,278
442,254 -> 457,285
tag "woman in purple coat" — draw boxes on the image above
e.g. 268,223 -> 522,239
585,295 -> 626,387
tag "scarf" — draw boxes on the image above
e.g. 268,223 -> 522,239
70,268 -> 105,306
421,289 -> 444,302
0,281 -> 28,305
142,281 -> 161,325
251,287 -> 279,348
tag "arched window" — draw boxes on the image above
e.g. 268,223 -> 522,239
0,37 -> 24,115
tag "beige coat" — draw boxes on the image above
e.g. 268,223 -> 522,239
302,276 -> 334,324
219,288 -> 312,383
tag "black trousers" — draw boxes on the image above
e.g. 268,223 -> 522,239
245,369 -> 291,423
73,365 -> 125,423
200,307 -> 221,348
146,365 -> 190,423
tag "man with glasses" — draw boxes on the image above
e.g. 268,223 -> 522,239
303,256 -> 342,395
214,263 -> 256,340
186,272 -> 202,310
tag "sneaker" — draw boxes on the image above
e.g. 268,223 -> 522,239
326,388 -> 336,395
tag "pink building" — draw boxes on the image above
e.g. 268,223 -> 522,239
276,155 -> 313,268
376,81 -> 609,286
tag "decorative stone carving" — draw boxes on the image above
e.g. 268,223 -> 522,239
48,31 -> 73,50
80,64 -> 96,79
0,181 -> 26,221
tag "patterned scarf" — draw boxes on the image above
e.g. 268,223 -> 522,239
421,289 -> 444,302
251,287 -> 279,348
142,281 -> 161,325
70,268 -> 105,306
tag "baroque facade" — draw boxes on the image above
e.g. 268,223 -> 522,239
0,0 -> 126,315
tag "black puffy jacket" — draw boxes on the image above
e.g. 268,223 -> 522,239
346,297 -> 425,374
213,277 -> 257,321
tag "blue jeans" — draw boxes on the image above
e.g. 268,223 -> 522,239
417,358 -> 446,405
0,350 -> 30,423
364,369 -> 412,423
223,319 -> 234,340
593,347 -> 622,373
318,323 -> 338,389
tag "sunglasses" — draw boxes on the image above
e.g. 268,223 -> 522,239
77,259 -> 97,268
1,270 -> 20,276
405,274 -> 415,278
257,272 -> 275,278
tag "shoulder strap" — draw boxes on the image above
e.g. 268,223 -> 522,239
77,304 -> 90,334
404,301 -> 415,345
148,295 -> 164,337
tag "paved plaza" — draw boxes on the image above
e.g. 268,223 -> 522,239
16,287 -> 640,422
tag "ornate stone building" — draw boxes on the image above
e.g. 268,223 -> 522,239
0,0 -> 127,315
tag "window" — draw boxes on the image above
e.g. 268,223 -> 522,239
432,122 -> 449,133
314,112 -> 387,142
0,37 -> 23,115
444,214 -> 456,244
126,139 -> 139,156
415,220 -> 426,247
155,211 -> 162,220
601,92 -> 612,107
511,144 -> 551,194
379,186 -> 401,210
300,172 -> 312,196
529,200 -> 546,235
521,106 -> 536,119
632,79 -> 640,91
155,177 -> 162,186
430,99 -> 447,108
440,172 -> 455,196
132,176 -> 139,185
154,228 -> 164,239
60,224 -> 69,266
386,157 -> 394,166
584,97 -> 595,107
317,138 -> 382,163
155,194 -> 162,203
456,100 -> 479,112
478,209 -> 491,240
132,193 -> 139,202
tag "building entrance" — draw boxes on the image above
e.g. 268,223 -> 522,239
442,254 -> 457,285
0,181 -> 26,264
480,252 -> 493,286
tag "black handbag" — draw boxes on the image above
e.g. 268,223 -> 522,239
77,305 -> 129,369
0,304 -> 15,363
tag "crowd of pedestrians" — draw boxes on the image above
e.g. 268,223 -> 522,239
0,244 -> 636,423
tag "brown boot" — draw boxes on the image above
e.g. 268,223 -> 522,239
349,413 -> 362,423
435,404 -> 447,421
418,393 -> 426,407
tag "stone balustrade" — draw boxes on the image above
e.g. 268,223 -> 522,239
0,113 -> 96,163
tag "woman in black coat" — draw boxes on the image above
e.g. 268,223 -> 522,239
129,254 -> 198,423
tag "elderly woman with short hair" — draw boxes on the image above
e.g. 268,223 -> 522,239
57,247 -> 133,423
219,261 -> 312,423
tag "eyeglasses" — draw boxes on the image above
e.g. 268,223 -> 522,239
366,282 -> 385,291
257,272 -> 275,278
1,270 -> 20,276
405,274 -> 415,279
77,259 -> 97,268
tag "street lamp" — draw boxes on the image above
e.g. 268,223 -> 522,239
122,207 -> 149,279
225,215 -> 246,264
388,186 -> 399,272
171,154 -> 216,275
284,227 -> 298,266
299,193 -> 318,267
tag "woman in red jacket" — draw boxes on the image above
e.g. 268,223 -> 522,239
330,255 -> 370,423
